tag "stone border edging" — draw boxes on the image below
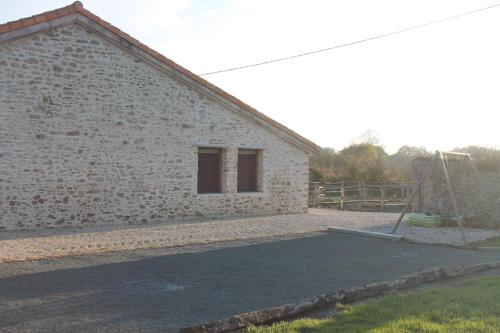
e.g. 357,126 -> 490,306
178,261 -> 500,333
402,238 -> 476,250
478,246 -> 500,251
328,228 -> 404,241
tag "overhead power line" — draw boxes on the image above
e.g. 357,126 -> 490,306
199,3 -> 500,76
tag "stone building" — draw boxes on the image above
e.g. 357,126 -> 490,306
0,2 -> 319,230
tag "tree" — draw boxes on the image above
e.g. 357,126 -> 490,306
358,129 -> 381,145
309,147 -> 340,182
309,144 -> 500,183
453,146 -> 500,172
336,143 -> 389,182
388,146 -> 432,180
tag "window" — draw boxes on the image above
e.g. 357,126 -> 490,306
238,149 -> 259,192
198,148 -> 221,193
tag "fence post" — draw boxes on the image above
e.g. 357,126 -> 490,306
340,181 -> 345,211
418,183 -> 423,212
313,183 -> 320,208
406,186 -> 413,212
380,183 -> 385,212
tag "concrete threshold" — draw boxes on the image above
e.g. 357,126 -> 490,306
328,228 -> 404,241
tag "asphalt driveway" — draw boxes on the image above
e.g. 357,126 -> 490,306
0,231 -> 499,332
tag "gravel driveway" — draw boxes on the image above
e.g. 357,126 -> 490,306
0,209 -> 499,263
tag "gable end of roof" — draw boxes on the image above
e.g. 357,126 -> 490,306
0,1 -> 320,154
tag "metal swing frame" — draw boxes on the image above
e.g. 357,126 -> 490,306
391,151 -> 484,244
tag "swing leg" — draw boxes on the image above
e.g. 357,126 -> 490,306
391,154 -> 436,234
438,152 -> 467,244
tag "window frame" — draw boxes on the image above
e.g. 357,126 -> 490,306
237,149 -> 260,193
197,147 -> 222,194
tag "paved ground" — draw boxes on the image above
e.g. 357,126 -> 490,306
1,210 -> 499,263
1,231 -> 500,333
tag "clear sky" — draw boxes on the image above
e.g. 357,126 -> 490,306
1,0 -> 499,153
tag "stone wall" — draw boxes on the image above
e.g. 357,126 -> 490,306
0,23 -> 310,230
420,157 -> 500,227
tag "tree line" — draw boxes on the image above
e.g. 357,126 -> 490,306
310,144 -> 500,183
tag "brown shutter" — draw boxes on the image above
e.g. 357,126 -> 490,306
198,149 -> 221,193
238,151 -> 257,192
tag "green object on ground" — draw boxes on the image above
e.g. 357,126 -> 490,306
408,213 -> 441,227
246,276 -> 500,333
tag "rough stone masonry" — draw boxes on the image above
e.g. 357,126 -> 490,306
0,20 -> 312,230
420,157 -> 500,227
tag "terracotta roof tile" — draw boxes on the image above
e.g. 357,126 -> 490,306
56,7 -> 71,16
0,1 -> 319,152
106,24 -> 121,36
0,2 -> 82,34
21,17 -> 36,28
8,20 -> 24,30
33,14 -> 47,24
0,24 -> 10,34
45,11 -> 60,21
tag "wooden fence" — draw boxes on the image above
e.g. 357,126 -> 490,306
309,181 -> 418,212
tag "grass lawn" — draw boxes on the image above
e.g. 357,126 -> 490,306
477,237 -> 500,247
247,277 -> 500,333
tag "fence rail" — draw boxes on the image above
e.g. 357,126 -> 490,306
309,181 -> 419,212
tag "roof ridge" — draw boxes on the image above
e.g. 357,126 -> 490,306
0,2 -> 320,153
